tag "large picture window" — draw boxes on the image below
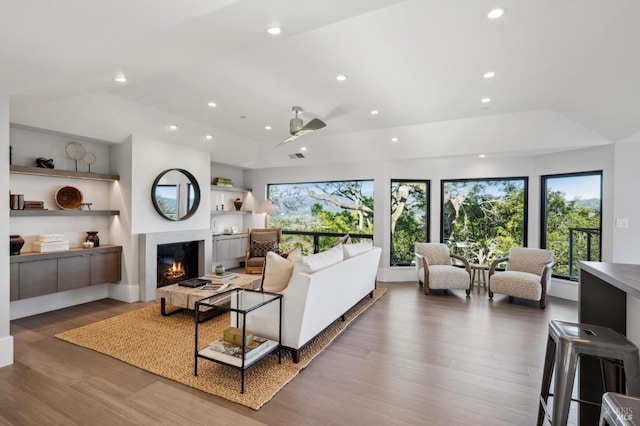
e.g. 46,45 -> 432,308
541,171 -> 602,280
390,179 -> 429,266
267,180 -> 374,254
441,177 -> 528,265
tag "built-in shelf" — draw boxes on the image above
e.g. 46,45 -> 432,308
211,185 -> 251,193
10,210 -> 120,217
211,210 -> 252,216
10,165 -> 120,181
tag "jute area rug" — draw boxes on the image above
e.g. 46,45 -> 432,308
55,288 -> 386,410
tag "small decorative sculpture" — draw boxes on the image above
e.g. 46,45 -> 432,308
36,157 -> 55,168
234,198 -> 243,211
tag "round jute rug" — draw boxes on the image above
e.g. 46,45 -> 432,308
55,288 -> 386,410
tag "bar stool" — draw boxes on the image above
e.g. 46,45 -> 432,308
537,320 -> 640,425
599,392 -> 640,425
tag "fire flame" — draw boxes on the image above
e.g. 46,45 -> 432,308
166,261 -> 185,279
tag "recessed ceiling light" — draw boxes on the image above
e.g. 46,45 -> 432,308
481,97 -> 491,103
391,137 -> 398,143
205,134 -> 213,140
267,26 -> 281,35
264,125 -> 272,130
168,124 -> 178,131
370,110 -> 379,115
113,75 -> 127,83
488,8 -> 505,19
336,74 -> 347,82
483,71 -> 496,79
301,146 -> 307,151
207,102 -> 217,108
479,154 -> 486,158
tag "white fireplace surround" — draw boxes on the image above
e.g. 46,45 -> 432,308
139,229 -> 213,302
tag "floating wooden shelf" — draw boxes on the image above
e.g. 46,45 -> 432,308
10,210 -> 120,217
211,210 -> 252,216
211,185 -> 252,193
10,165 -> 119,181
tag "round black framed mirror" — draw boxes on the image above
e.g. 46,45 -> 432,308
151,168 -> 201,221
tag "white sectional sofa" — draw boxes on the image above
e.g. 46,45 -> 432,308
233,243 -> 381,363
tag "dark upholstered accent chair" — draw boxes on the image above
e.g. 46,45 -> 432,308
488,247 -> 554,309
414,243 -> 472,296
245,228 -> 282,274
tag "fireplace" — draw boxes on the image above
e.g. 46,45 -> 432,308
140,230 -> 213,301
157,241 -> 199,287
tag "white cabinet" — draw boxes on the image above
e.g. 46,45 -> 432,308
213,233 -> 248,262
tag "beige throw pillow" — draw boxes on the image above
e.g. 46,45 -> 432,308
262,252 -> 294,293
286,245 -> 302,263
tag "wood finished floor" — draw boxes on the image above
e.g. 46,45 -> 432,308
1,282 -> 579,425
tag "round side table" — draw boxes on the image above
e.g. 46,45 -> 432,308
471,264 -> 488,293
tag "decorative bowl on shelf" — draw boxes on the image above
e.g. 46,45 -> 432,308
55,186 -> 83,210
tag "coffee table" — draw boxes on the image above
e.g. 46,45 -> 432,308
156,273 -> 262,317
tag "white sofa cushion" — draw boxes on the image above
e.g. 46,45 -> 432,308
343,241 -> 373,258
295,244 -> 344,274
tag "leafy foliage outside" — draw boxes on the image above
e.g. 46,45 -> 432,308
543,173 -> 601,279
390,181 -> 428,265
268,180 -> 374,254
442,179 -> 527,265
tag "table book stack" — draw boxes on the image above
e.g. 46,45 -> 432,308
208,327 -> 269,360
32,234 -> 69,252
207,271 -> 236,284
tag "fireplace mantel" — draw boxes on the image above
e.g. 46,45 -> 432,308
139,229 -> 212,301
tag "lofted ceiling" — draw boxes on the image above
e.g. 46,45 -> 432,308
3,0 -> 640,169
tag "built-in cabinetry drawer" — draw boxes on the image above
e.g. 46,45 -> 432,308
213,234 -> 247,261
9,245 -> 122,300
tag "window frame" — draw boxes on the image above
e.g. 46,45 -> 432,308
389,179 -> 430,267
440,176 -> 529,263
540,170 -> 603,280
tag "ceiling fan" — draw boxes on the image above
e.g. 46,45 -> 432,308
279,106 -> 326,145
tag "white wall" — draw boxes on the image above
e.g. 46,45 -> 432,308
0,95 -> 13,367
613,140 -> 640,264
612,140 -> 640,346
109,136 -> 136,302
129,136 -> 212,301
244,145 -> 617,301
131,136 -> 210,234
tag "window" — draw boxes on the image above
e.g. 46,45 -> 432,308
441,177 -> 528,265
541,171 -> 602,280
390,179 -> 429,266
267,180 -> 374,254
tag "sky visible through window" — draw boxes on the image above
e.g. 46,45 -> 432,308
546,174 -> 601,200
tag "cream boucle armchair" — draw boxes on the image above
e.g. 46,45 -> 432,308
488,247 -> 554,309
414,243 -> 472,296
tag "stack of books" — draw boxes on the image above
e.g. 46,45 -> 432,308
213,177 -> 233,187
208,333 -> 268,360
24,200 -> 46,210
207,271 -> 236,284
32,234 -> 69,252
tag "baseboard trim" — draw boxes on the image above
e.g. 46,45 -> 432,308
0,335 -> 14,367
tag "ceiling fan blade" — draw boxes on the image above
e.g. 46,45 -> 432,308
301,118 -> 326,131
276,132 -> 301,147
